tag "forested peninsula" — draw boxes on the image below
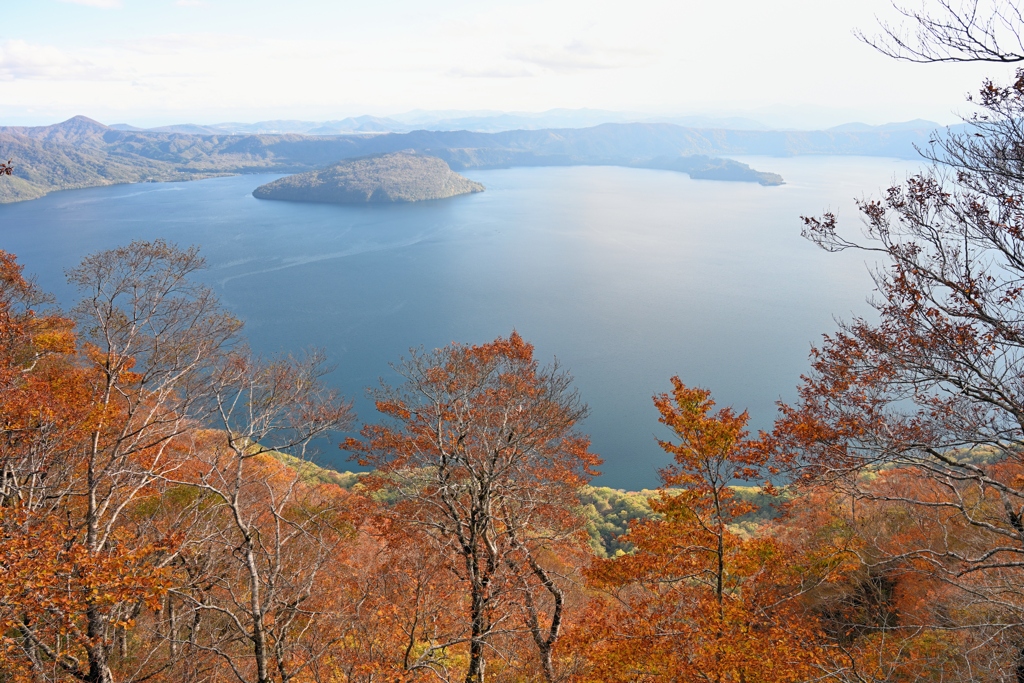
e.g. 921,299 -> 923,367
0,114 -> 939,203
253,153 -> 485,203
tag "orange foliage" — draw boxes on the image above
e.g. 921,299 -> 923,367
347,332 -> 600,682
582,380 -> 829,683
0,249 -> 186,683
4,241 -> 1018,683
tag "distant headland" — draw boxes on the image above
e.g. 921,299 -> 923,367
252,153 -> 484,204
634,155 -> 784,186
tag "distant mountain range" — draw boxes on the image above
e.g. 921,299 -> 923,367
106,109 -> 943,137
0,115 -> 942,203
108,116 -> 407,136
108,109 -> 777,135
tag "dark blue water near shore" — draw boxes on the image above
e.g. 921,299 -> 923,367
0,158 -> 920,489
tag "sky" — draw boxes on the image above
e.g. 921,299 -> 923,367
0,0 -> 1011,128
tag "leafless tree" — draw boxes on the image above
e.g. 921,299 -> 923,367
162,349 -> 356,683
860,0 -> 1024,63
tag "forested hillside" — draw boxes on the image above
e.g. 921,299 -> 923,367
0,114 -> 934,202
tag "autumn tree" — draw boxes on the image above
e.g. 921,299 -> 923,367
346,332 -> 600,683
778,0 -> 1024,677
0,241 -> 241,683
781,477 -> 1010,683
0,249 -> 76,511
0,250 -> 92,682
160,349 -> 357,683
586,379 -> 831,683
0,242 -> 368,683
324,518 -> 468,682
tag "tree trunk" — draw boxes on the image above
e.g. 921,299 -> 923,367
465,587 -> 487,683
86,658 -> 115,683
515,546 -> 563,683
537,642 -> 554,683
86,508 -> 115,683
86,636 -> 115,683
246,544 -> 271,683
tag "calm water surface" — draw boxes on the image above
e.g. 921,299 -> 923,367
0,157 -> 923,488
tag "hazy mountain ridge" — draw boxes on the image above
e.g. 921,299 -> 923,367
108,110 -> 761,135
252,153 -> 485,203
0,115 -> 939,203
106,110 -> 941,136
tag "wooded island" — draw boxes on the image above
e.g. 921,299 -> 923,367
252,153 -> 485,203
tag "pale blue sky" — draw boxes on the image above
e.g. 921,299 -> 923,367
0,0 -> 1006,127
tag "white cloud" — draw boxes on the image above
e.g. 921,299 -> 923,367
111,33 -> 254,55
449,65 -> 537,79
58,0 -> 122,8
509,41 -> 656,73
0,0 -> 1004,126
0,40 -> 123,81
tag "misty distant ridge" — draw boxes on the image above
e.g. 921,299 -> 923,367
110,115 -> 406,136
104,110 -> 943,137
112,110 -> 773,136
826,119 -> 941,133
0,114 -> 943,204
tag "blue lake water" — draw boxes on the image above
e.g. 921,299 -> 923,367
0,157 -> 923,489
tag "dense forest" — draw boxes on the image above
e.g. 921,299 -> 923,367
8,2 -> 1024,682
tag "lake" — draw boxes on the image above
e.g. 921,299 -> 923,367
0,156 -> 923,489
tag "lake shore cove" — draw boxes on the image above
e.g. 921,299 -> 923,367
252,152 -> 485,204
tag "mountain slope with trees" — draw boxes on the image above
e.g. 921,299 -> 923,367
0,115 -> 937,203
